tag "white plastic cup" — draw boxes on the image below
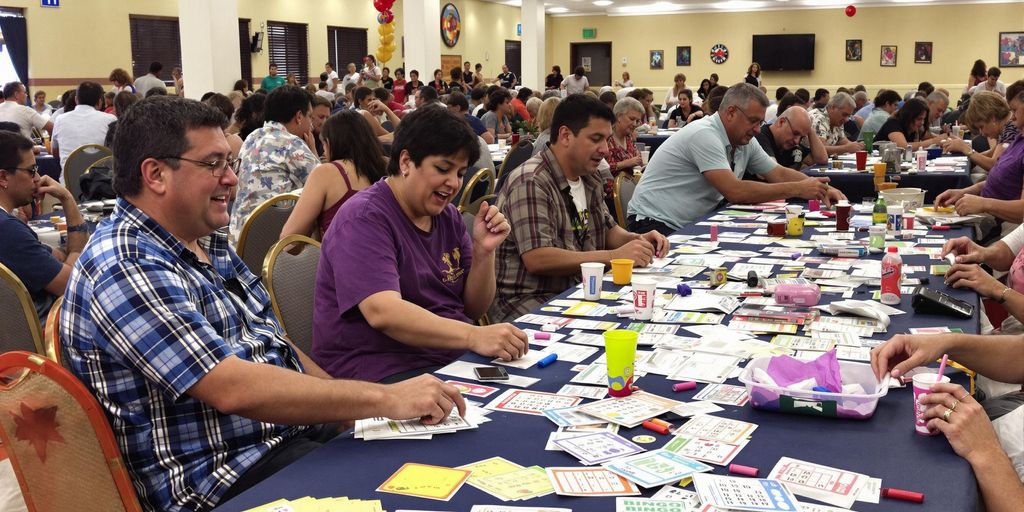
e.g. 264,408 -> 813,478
498,138 -> 507,150
951,125 -> 962,139
912,372 -> 951,435
641,150 -> 650,165
580,262 -> 605,301
915,150 -> 927,172
632,278 -> 657,320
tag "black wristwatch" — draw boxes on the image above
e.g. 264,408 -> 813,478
66,223 -> 88,233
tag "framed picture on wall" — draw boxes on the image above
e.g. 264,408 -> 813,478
880,45 -> 897,67
999,32 -> 1024,67
845,40 -> 862,61
676,46 -> 691,66
915,42 -> 933,63
650,50 -> 664,69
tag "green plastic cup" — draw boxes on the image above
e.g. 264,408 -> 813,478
862,131 -> 875,153
603,329 -> 638,397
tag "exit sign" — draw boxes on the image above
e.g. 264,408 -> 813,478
41,0 -> 59,6
582,28 -> 596,39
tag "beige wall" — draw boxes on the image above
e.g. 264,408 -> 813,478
14,0 -> 519,99
547,3 -> 1024,100
443,0 -> 521,80
13,1 -> 1024,102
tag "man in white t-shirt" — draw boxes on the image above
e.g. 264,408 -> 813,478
132,62 -> 167,97
51,81 -> 117,170
0,82 -> 52,139
969,67 -> 1007,97
324,62 -> 340,93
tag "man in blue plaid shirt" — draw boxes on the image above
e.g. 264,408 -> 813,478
60,96 -> 465,512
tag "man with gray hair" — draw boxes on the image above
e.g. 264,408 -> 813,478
628,83 -> 846,234
926,90 -> 950,132
808,91 -> 863,156
852,90 -> 870,127
754,106 -> 827,170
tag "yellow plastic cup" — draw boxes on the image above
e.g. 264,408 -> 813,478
610,259 -> 634,285
603,329 -> 638,397
872,162 -> 887,179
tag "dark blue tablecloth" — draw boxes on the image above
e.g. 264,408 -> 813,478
637,134 -> 670,158
217,214 -> 980,512
804,165 -> 971,205
37,154 -> 60,181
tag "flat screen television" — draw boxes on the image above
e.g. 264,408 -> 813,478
752,34 -> 815,71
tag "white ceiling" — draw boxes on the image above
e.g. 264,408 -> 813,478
483,0 -> 1020,16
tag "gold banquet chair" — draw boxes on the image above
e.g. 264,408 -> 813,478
456,167 -> 495,214
62,144 -> 112,201
0,263 -> 45,355
262,235 -> 321,356
612,174 -> 640,229
236,193 -> 299,276
43,296 -> 68,370
0,351 -> 143,512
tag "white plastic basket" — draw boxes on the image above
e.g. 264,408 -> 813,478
738,357 -> 890,419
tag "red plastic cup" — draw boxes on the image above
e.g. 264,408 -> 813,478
835,201 -> 851,231
855,150 -> 868,171
511,133 -> 520,145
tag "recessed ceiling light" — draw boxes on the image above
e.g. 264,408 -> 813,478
611,1 -> 684,14
548,6 -> 570,12
593,0 -> 613,5
713,1 -> 766,9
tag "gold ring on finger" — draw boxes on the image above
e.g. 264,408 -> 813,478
949,400 -> 959,412
942,408 -> 953,422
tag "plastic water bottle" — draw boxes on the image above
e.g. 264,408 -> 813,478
881,246 -> 902,305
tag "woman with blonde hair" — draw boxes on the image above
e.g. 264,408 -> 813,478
664,73 -> 686,108
942,89 -> 1015,171
172,67 -> 184,97
615,71 -> 633,88
530,97 -> 560,156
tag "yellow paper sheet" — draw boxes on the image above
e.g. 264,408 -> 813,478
376,462 -> 472,501
457,456 -> 525,484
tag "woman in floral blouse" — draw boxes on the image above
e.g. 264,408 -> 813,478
606,97 -> 645,177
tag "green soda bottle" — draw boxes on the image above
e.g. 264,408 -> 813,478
872,197 -> 887,225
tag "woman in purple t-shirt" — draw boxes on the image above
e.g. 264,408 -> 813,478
935,90 -> 1024,224
313,107 -> 529,382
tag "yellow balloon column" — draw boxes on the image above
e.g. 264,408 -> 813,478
373,0 -> 396,64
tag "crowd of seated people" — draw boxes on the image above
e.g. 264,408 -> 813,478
0,54 -> 1023,512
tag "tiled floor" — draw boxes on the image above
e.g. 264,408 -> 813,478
0,459 -> 27,512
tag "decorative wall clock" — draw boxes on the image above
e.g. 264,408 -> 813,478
710,43 -> 729,64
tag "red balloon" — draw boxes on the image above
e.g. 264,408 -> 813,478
373,0 -> 387,12
382,0 -> 395,8
381,10 -> 394,23
845,4 -> 856,16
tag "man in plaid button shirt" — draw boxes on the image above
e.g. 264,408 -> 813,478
489,94 -> 669,323
60,96 -> 465,512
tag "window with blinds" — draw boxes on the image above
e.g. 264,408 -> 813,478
267,21 -> 309,85
129,15 -> 181,83
505,40 -> 522,80
239,19 -> 253,87
326,26 -> 367,74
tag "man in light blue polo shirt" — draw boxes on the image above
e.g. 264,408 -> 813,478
628,83 -> 846,234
